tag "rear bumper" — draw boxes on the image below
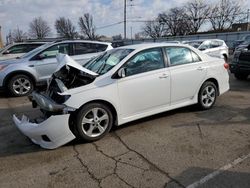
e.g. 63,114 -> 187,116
13,113 -> 76,149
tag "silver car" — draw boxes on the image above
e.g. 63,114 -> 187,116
0,40 -> 113,96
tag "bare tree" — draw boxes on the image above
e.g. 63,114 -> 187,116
158,7 -> 192,36
185,0 -> 211,33
78,13 -> 99,40
12,27 -> 27,42
142,19 -> 166,39
209,0 -> 243,31
55,17 -> 78,39
112,34 -> 122,41
29,17 -> 51,39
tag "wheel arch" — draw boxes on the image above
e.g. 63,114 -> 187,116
201,78 -> 219,96
222,53 -> 228,61
3,71 -> 37,87
68,99 -> 118,137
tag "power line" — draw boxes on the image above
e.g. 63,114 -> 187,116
96,21 -> 123,30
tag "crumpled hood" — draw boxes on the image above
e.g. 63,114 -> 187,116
55,54 -> 98,76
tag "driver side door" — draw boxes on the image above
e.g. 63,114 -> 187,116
117,48 -> 171,120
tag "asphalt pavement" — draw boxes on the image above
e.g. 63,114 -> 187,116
0,73 -> 249,188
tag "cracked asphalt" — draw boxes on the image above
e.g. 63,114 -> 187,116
0,73 -> 250,188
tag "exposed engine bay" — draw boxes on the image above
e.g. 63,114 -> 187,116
49,65 -> 96,91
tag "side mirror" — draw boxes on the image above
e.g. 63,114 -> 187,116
37,54 -> 46,60
117,68 -> 126,78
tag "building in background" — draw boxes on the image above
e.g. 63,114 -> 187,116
232,22 -> 250,32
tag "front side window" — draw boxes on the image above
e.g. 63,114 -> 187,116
124,48 -> 165,77
165,47 -> 201,66
39,43 -> 69,59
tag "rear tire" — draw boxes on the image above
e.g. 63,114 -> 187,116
198,81 -> 217,110
234,73 -> 248,80
7,74 -> 34,97
75,103 -> 113,141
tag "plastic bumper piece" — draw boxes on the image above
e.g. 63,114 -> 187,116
13,114 -> 76,149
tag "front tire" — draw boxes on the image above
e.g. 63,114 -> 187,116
76,103 -> 113,141
198,81 -> 217,110
7,74 -> 34,97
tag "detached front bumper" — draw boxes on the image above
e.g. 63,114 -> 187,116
13,113 -> 76,149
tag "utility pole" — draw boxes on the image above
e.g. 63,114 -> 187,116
247,9 -> 250,31
124,0 -> 127,40
0,26 -> 3,48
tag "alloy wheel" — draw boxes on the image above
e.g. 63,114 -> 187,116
81,107 -> 109,138
201,85 -> 216,107
12,77 -> 32,95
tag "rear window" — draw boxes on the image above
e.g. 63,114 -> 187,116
74,43 -> 108,55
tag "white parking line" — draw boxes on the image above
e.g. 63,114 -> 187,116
186,153 -> 250,188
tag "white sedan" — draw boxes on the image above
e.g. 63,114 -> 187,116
13,43 -> 230,149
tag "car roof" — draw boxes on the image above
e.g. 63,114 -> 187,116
185,39 -> 224,43
12,42 -> 47,45
55,40 -> 112,45
117,43 -> 190,50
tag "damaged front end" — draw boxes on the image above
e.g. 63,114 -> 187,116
13,54 -> 98,149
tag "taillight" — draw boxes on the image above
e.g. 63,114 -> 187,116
224,63 -> 229,69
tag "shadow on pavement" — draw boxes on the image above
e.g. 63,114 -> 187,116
229,73 -> 250,92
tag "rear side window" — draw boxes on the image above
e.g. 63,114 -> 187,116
165,47 -> 201,66
26,44 -> 43,52
211,41 -> 222,48
74,43 -> 108,55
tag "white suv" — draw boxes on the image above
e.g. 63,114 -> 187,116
183,39 -> 229,61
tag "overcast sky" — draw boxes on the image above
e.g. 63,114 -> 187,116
0,0 -> 249,42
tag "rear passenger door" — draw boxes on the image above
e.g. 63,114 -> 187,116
72,42 -> 108,65
165,47 -> 207,105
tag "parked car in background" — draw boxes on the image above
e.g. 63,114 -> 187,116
13,43 -> 230,149
233,35 -> 250,51
0,40 -> 113,96
230,42 -> 250,80
234,40 -> 250,52
0,42 -> 46,60
183,39 -> 229,61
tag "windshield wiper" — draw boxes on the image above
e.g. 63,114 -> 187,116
96,54 -> 111,74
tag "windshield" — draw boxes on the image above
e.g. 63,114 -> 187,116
83,48 -> 134,75
21,42 -> 53,59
